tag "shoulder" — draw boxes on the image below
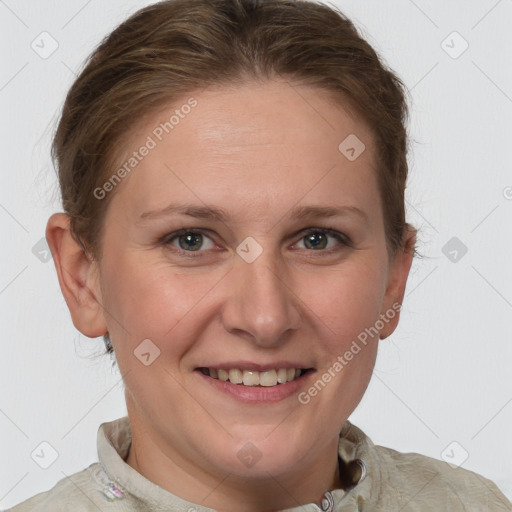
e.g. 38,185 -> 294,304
374,444 -> 511,510
5,463 -> 137,512
339,421 -> 511,510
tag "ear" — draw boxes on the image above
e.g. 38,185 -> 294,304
45,213 -> 108,338
379,225 -> 416,339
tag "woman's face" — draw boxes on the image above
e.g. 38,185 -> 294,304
64,79 -> 413,487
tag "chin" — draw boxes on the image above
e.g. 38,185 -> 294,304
209,426 -> 310,477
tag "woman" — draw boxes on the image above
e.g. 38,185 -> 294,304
8,0 -> 511,510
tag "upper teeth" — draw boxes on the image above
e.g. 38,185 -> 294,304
205,368 -> 303,386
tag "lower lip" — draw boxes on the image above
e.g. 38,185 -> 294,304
196,370 -> 314,403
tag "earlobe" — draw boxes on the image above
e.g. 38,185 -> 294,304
45,213 -> 108,338
379,226 -> 417,340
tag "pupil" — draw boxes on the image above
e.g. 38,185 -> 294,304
179,233 -> 202,251
305,233 -> 326,250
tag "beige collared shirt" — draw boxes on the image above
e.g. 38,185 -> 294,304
7,416 -> 511,511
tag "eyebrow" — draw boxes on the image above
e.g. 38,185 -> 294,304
137,202 -> 368,224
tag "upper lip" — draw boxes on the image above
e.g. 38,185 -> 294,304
196,361 -> 314,372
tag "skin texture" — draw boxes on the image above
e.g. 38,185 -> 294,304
46,79 -> 415,512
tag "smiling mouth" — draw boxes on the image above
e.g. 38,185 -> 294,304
197,367 -> 313,387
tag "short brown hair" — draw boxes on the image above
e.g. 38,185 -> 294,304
51,0 -> 416,353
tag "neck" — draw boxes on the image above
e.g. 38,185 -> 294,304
125,415 -> 342,511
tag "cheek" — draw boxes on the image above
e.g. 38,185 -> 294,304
301,258 -> 387,348
101,244 -> 387,363
101,253 -> 223,348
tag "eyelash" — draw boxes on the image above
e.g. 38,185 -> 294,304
158,227 -> 352,258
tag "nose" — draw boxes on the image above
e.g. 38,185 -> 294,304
221,247 -> 302,348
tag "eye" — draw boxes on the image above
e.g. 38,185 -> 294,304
294,228 -> 350,251
159,227 -> 351,258
162,229 -> 215,254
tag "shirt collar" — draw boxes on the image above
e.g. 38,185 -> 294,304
97,416 -> 379,511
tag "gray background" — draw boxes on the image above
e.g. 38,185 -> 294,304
1,0 -> 511,508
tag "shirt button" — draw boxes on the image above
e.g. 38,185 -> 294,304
320,490 -> 334,511
353,459 -> 367,483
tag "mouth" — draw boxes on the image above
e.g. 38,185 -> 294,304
194,366 -> 315,403
197,367 -> 311,386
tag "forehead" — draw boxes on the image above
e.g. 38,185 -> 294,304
107,79 -> 380,220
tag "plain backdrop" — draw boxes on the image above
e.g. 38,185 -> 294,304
1,0 -> 511,508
